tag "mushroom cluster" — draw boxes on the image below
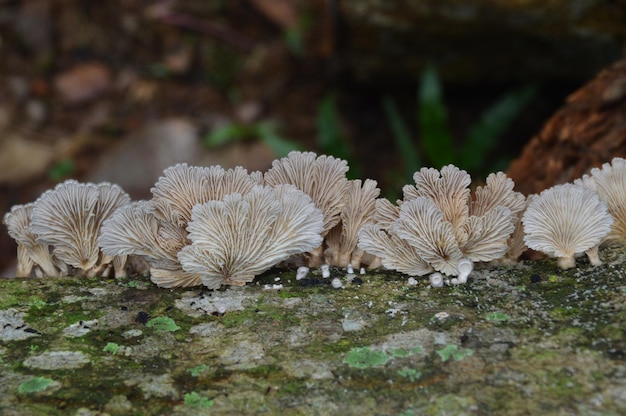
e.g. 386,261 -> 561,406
3,180 -> 130,277
357,166 -> 526,282
263,151 -> 381,269
4,151 -> 624,288
99,163 -> 324,289
575,157 -> 626,243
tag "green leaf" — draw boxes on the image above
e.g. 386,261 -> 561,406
418,65 -> 456,168
18,377 -> 55,394
256,123 -> 300,157
316,94 -> 360,179
460,84 -> 537,172
204,123 -> 253,148
48,158 -> 75,182
146,316 -> 180,332
383,97 -> 422,180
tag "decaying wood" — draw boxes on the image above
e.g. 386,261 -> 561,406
507,59 -> 626,196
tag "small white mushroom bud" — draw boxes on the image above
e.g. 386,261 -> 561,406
450,278 -> 459,286
346,264 -> 354,274
296,266 -> 310,280
320,264 -> 330,278
331,277 -> 343,288
359,267 -> 366,275
407,277 -> 418,286
430,272 -> 444,288
456,258 -> 473,284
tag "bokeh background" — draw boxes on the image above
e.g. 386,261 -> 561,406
1,0 -> 625,273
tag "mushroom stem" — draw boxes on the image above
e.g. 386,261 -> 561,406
557,255 -> 576,270
585,246 -> 602,266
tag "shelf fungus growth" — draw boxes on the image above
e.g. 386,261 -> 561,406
522,183 -> 613,269
4,180 -> 131,277
358,166 -> 521,281
264,151 -> 349,266
575,157 -> 626,243
3,203 -> 63,277
177,185 -> 324,289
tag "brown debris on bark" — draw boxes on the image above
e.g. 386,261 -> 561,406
507,59 -> 626,196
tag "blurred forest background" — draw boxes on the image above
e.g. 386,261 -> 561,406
1,0 -> 625,274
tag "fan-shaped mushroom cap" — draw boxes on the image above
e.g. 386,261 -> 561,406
357,224 -> 433,276
30,180 -> 130,276
522,183 -> 613,269
178,185 -> 324,289
150,164 -> 260,227
403,165 -> 471,233
470,172 -> 526,218
324,179 -> 380,267
392,197 -> 464,276
3,203 -> 60,277
99,200 -> 199,287
264,151 -> 349,236
461,206 -> 514,262
575,157 -> 626,242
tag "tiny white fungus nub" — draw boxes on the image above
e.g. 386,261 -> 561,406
346,264 -> 354,274
430,273 -> 444,288
331,278 -> 343,288
456,258 -> 473,284
296,266 -> 309,280
320,264 -> 330,278
407,277 -> 418,286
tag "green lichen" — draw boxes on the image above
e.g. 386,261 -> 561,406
436,344 -> 474,362
397,368 -> 421,382
146,316 -> 180,332
183,392 -> 214,409
18,377 -> 55,394
102,342 -> 119,355
343,347 -> 390,369
187,364 -> 209,377
485,311 -> 511,322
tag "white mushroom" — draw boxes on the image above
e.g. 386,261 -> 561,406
575,157 -> 626,243
357,166 -> 519,280
456,258 -> 473,284
324,179 -> 380,268
30,180 -> 130,277
522,183 -> 613,269
357,223 -> 434,276
99,200 -> 201,287
177,185 -> 324,289
264,151 -> 350,266
150,164 -> 260,227
430,273 -> 444,288
3,203 -> 62,277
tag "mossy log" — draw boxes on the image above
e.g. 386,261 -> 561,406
1,244 -> 625,415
